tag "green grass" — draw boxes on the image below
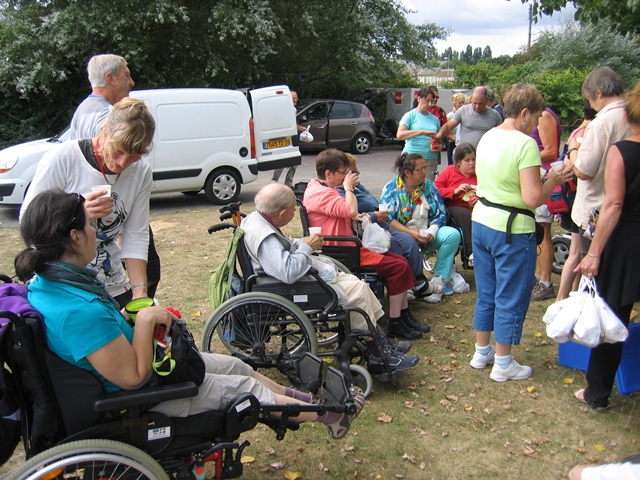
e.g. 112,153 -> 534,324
1,204 -> 639,480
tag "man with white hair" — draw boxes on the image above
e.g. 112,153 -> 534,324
241,182 -> 420,373
69,54 -> 135,138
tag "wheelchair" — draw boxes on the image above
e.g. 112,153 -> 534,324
0,277 -> 358,480
201,204 -> 405,399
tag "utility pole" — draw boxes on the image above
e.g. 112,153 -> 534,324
528,4 -> 533,50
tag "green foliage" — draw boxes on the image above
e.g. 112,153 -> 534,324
0,0 -> 448,147
535,18 -> 640,86
520,0 -> 640,35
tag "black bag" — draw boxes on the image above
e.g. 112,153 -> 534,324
152,319 -> 206,386
0,367 -> 21,466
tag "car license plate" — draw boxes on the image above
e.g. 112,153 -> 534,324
263,138 -> 291,149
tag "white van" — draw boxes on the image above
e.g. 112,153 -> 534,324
0,86 -> 300,205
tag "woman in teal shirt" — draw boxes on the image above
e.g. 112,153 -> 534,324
397,87 -> 441,181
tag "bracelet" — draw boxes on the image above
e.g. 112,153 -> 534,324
586,252 -> 600,258
345,189 -> 354,193
567,148 -> 578,156
130,281 -> 148,290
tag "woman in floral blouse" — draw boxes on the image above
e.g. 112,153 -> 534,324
380,153 -> 467,299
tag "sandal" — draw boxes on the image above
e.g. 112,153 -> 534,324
575,388 -> 607,413
324,386 -> 366,440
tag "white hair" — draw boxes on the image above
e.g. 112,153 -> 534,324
87,54 -> 127,88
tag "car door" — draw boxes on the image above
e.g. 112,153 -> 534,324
327,102 -> 361,149
297,101 -> 330,150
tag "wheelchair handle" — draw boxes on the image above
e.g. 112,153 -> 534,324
208,223 -> 238,234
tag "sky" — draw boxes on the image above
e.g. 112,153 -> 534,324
403,0 -> 577,57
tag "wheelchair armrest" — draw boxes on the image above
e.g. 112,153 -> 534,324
93,381 -> 198,412
225,392 -> 260,436
322,235 -> 363,247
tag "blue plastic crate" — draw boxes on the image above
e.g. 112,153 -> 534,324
558,340 -> 591,371
557,322 -> 640,395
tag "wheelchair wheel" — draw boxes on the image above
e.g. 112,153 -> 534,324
422,250 -> 437,273
348,364 -> 373,398
202,292 -> 318,367
8,439 -> 169,480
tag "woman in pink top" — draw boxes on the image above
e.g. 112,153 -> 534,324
434,143 -> 478,265
303,149 -> 422,341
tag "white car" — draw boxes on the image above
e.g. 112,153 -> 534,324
0,86 -> 301,205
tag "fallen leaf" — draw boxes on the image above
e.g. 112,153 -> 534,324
594,444 -> 607,452
284,471 -> 302,480
271,461 -> 286,470
465,405 -> 473,411
445,325 -> 456,329
378,413 -> 393,423
454,300 -> 461,304
402,453 -> 417,464
453,313 -> 461,318
241,456 -> 255,463
460,339 -> 469,344
563,378 -> 575,384
527,386 -> 537,393
192,310 -> 201,317
534,332 -> 543,338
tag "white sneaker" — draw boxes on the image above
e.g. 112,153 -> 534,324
489,360 -> 533,382
422,292 -> 443,304
470,346 -> 495,369
406,289 -> 416,301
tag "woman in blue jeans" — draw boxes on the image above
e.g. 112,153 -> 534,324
380,152 -> 464,300
470,84 -> 572,382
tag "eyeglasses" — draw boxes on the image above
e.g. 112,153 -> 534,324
413,166 -> 428,173
434,96 -> 440,100
335,168 -> 349,175
69,193 -> 84,226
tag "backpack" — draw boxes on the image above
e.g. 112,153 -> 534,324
209,227 -> 245,310
546,144 -> 577,215
0,276 -> 30,466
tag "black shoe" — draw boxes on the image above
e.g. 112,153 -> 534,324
379,334 -> 412,353
401,310 -> 430,333
386,317 -> 422,340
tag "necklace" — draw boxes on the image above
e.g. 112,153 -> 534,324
93,139 -> 121,185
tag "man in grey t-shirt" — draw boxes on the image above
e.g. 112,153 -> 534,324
436,86 -> 502,148
69,54 -> 135,139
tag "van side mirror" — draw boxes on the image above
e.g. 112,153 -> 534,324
300,115 -> 308,122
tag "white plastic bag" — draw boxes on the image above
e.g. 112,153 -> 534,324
449,264 -> 470,293
543,294 -> 583,343
300,125 -> 314,143
311,256 -> 338,283
572,291 -> 601,347
406,195 -> 430,231
592,286 -> 629,344
361,216 -> 391,253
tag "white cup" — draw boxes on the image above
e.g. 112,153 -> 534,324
419,228 -> 429,237
308,226 -> 322,235
378,204 -> 388,212
550,160 -> 564,172
91,184 -> 112,197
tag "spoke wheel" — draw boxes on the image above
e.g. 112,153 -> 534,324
8,439 -> 169,480
201,292 -> 318,368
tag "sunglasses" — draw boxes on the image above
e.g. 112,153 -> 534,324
69,193 -> 84,226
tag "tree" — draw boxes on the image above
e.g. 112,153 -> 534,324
517,0 -> 640,35
0,0 -> 449,147
534,18 -> 640,85
482,46 -> 493,59
472,47 -> 483,64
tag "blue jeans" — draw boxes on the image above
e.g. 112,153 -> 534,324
471,222 -> 536,345
431,226 -> 461,280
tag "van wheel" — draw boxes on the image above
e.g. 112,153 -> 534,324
204,169 -> 241,204
352,133 -> 372,154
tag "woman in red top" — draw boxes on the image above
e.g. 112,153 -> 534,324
434,143 -> 477,264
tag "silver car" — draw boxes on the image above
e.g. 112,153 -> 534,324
296,99 -> 376,154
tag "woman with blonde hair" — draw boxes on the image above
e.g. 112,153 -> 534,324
20,98 -> 156,308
